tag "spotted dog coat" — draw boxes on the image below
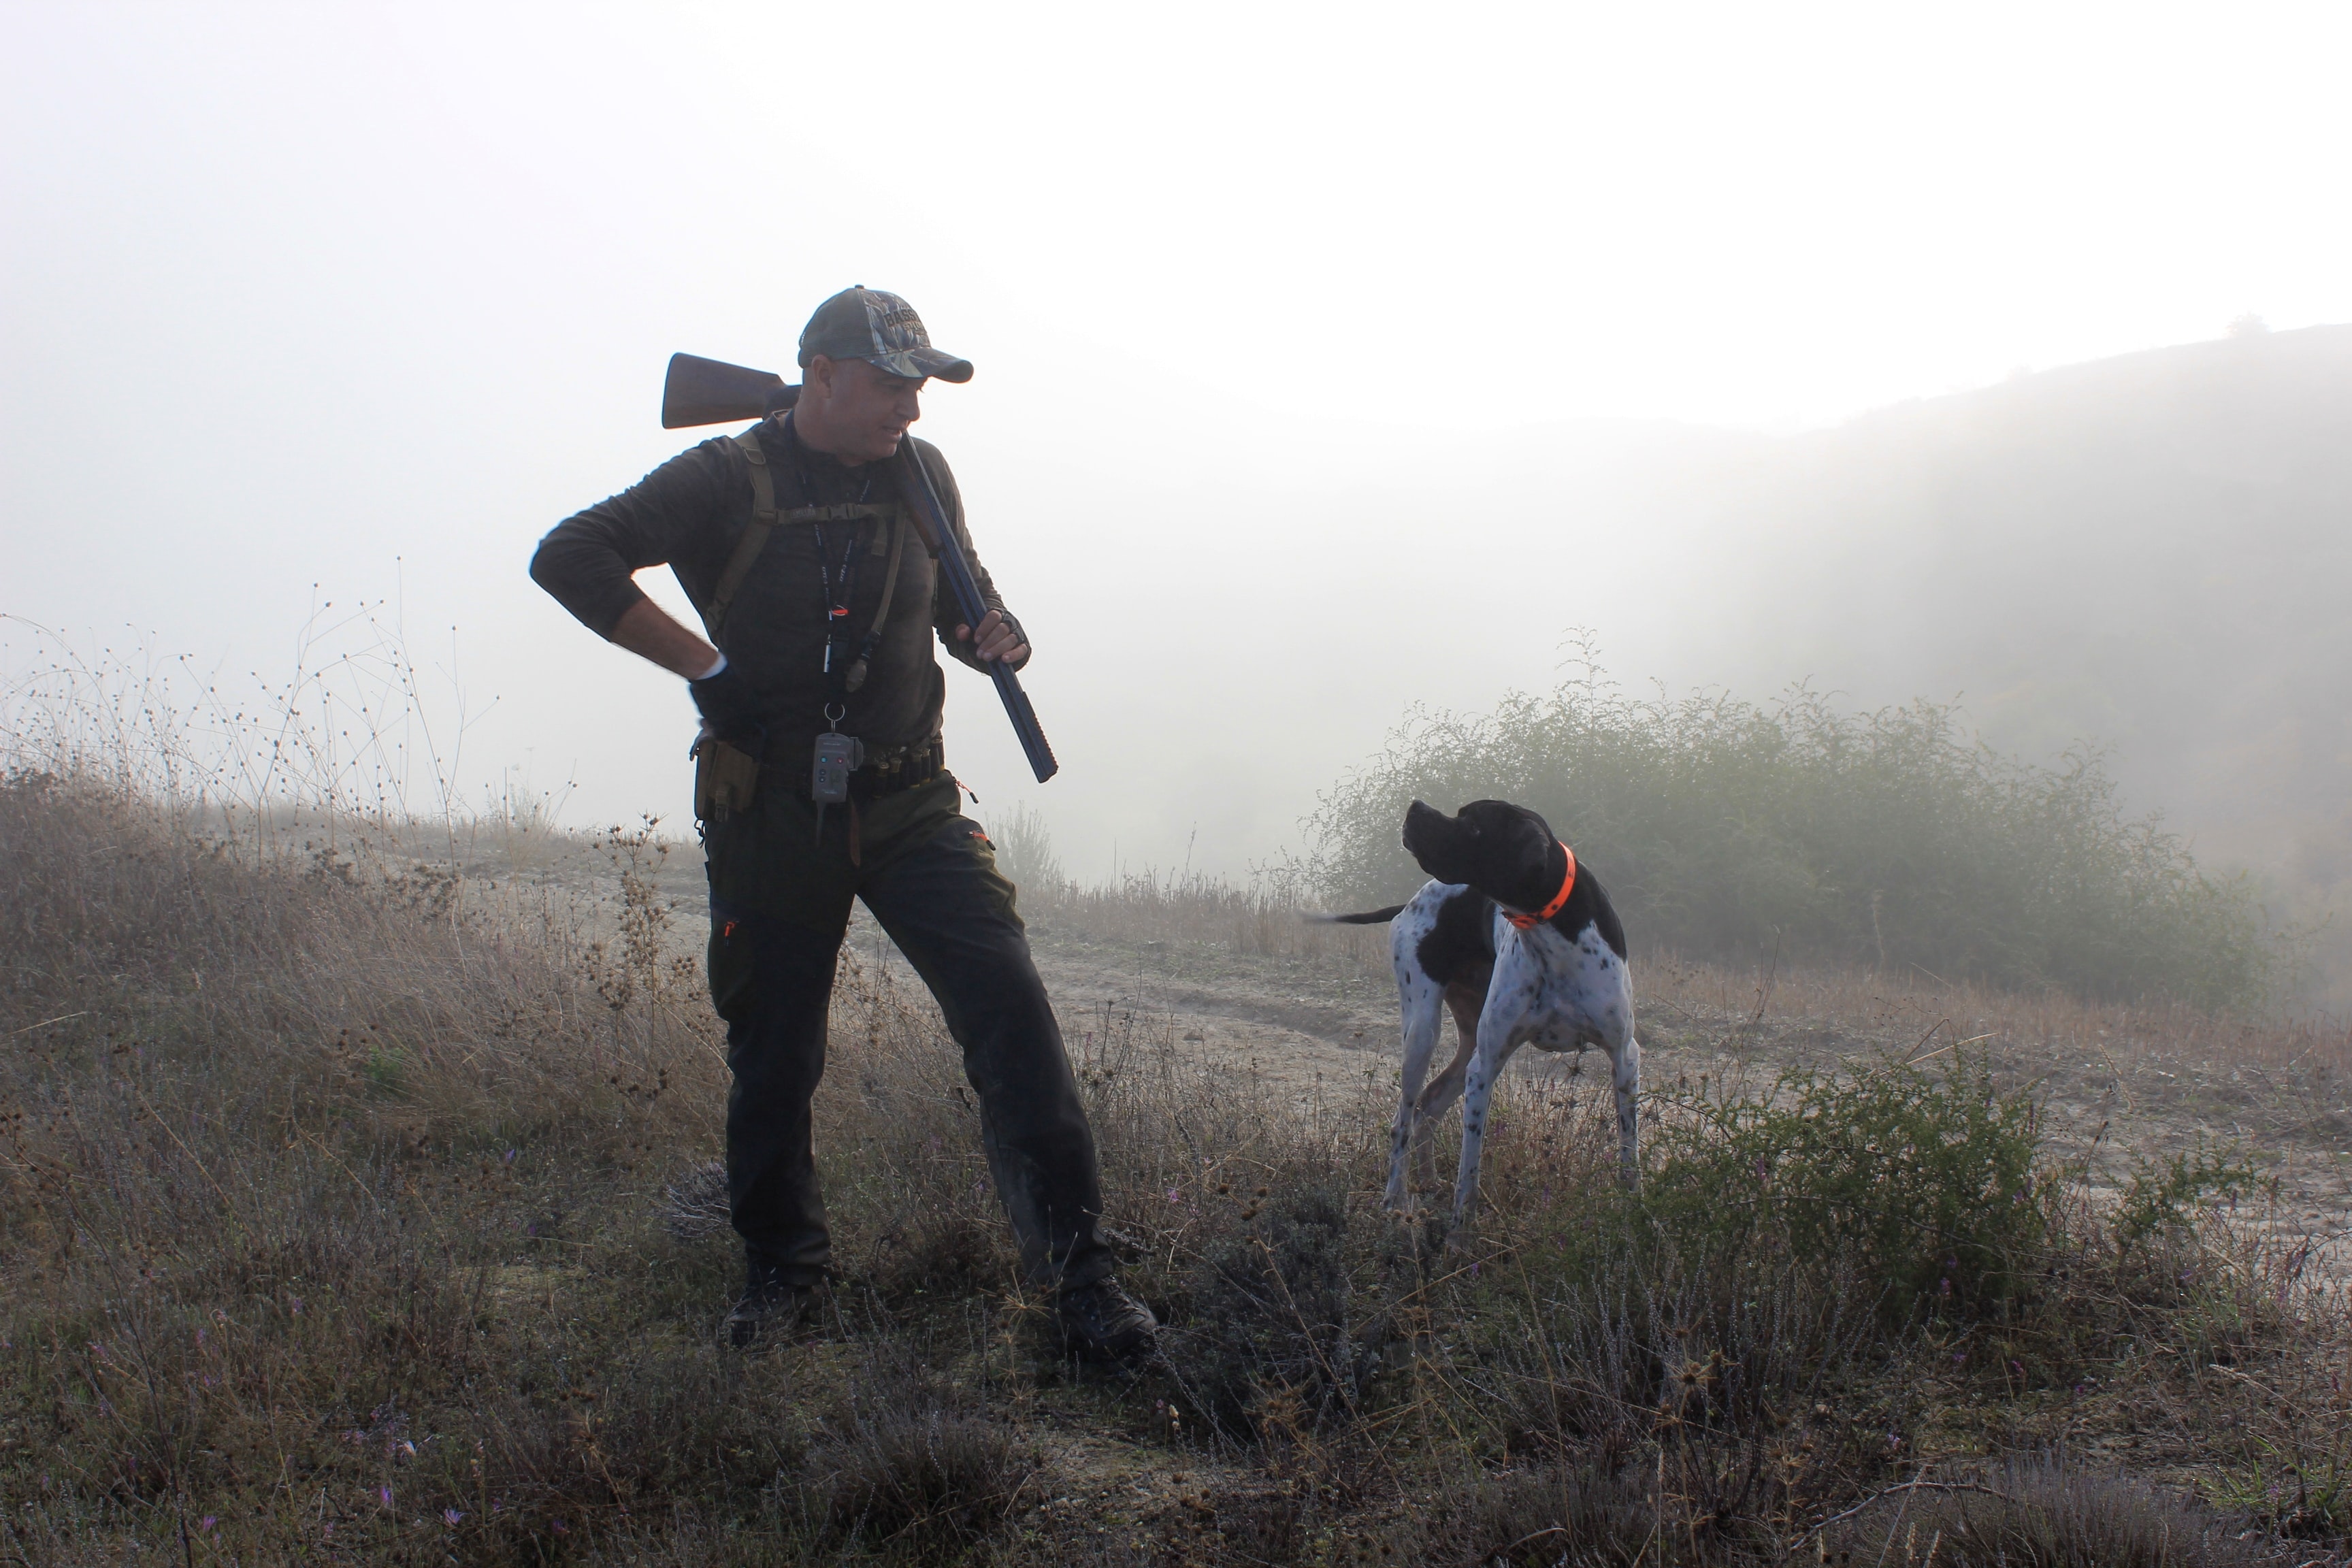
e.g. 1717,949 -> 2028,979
1320,800 -> 1639,1235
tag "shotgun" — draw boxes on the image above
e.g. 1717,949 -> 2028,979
659,353 -> 1060,783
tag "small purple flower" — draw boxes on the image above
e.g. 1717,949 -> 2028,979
289,1296 -> 303,1315
1939,1277 -> 1952,1296
198,1516 -> 216,1533
379,1485 -> 393,1509
1166,1188 -> 1181,1203
444,1509 -> 463,1526
504,1148 -> 518,1164
552,1519 -> 568,1535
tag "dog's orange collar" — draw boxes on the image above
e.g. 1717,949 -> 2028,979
1505,843 -> 1578,931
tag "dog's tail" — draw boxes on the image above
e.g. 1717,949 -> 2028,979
1305,904 -> 1408,926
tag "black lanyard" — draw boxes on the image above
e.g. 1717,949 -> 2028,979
786,412 -> 877,706
811,520 -> 860,684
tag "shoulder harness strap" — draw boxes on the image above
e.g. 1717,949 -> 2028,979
704,426 -> 780,640
704,426 -> 911,651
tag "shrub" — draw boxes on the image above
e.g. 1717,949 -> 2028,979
802,1351 -> 1040,1550
1304,655 -> 2272,1008
1639,1051 -> 2049,1317
1171,1179 -> 1398,1437
2113,1143 -> 2261,1247
987,799 -> 1066,895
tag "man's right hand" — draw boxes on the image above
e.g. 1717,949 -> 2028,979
689,662 -> 762,738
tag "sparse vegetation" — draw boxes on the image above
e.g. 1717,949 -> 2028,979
2,768 -> 2343,1564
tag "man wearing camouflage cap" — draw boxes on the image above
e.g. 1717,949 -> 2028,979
531,287 -> 1157,1360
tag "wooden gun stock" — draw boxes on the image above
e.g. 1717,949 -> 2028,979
662,353 -> 800,428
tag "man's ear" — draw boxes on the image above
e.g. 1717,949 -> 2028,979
804,354 -> 836,402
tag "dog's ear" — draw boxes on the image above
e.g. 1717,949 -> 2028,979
1460,800 -> 1553,850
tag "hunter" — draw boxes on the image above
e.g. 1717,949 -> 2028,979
529,287 -> 1156,1360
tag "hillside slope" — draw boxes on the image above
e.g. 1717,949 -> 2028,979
1643,326 -> 2352,1000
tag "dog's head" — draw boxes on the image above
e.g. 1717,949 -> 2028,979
1401,799 -> 1565,913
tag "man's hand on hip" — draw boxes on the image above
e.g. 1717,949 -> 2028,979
689,661 -> 762,739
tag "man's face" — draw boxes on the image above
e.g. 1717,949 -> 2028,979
803,354 -> 925,463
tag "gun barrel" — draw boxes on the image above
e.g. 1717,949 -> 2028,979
894,444 -> 1060,783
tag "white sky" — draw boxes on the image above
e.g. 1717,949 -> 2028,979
6,1 -> 2350,878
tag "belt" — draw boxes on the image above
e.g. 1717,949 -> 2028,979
775,737 -> 947,802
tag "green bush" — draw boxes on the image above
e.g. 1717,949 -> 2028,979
1637,1052 -> 2048,1317
2113,1143 -> 2260,1247
1305,657 -> 2271,1007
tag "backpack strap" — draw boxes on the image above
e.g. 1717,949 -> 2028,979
843,510 -> 910,693
704,427 -> 781,639
704,425 -> 908,653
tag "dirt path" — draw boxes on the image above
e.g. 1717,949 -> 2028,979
1004,917 -> 2352,1284
558,845 -> 2352,1281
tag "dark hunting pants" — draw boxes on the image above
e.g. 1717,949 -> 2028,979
701,772 -> 1111,1293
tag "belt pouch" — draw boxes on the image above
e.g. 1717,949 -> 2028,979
693,737 -> 762,820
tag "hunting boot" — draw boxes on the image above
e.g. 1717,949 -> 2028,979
723,1269 -> 819,1352
1054,1276 -> 1159,1364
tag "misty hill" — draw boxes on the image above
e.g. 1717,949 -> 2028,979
1625,325 -> 2352,998
973,325 -> 2348,1009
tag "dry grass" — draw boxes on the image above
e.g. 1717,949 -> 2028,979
5,772 -> 2349,1565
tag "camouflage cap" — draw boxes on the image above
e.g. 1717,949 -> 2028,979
796,287 -> 973,383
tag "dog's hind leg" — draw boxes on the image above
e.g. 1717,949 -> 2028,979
1606,1028 -> 1642,1190
1384,974 -> 1446,1211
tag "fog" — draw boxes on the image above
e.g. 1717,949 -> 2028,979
6,4 -> 2350,924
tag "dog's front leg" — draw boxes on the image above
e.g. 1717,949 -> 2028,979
1447,1017 -> 1524,1245
1385,977 -> 1447,1211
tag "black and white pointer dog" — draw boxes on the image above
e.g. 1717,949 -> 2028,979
1321,800 -> 1639,1233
